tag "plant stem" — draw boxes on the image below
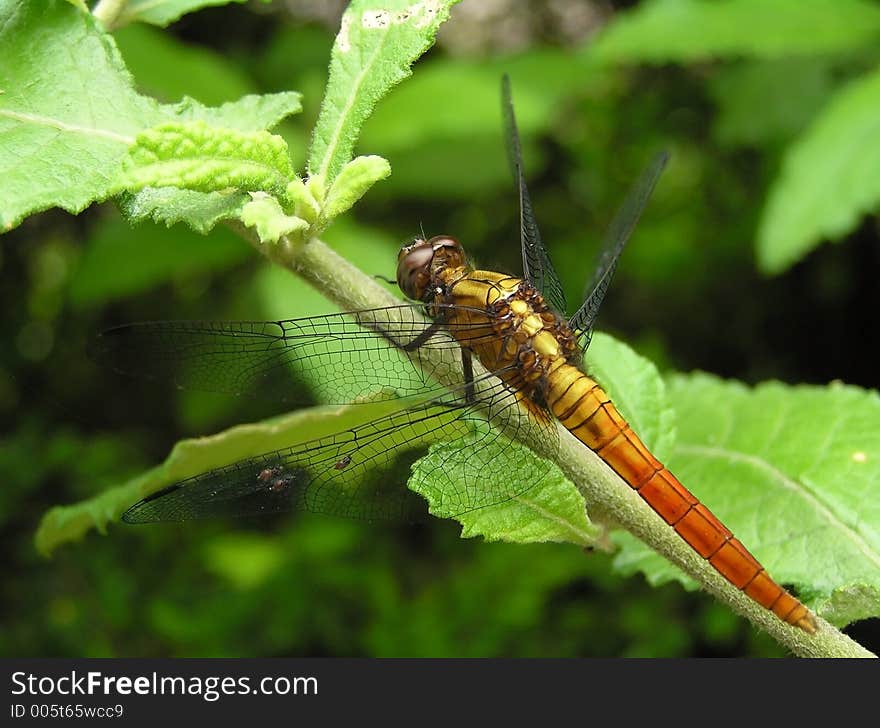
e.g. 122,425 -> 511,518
249,230 -> 874,658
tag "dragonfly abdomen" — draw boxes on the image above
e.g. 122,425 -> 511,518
547,363 -> 818,633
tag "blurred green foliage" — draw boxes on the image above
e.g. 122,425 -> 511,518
3,0 -> 879,657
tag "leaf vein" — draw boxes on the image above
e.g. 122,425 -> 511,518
0,109 -> 134,145
676,442 -> 880,570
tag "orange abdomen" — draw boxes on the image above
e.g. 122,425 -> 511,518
547,362 -> 817,633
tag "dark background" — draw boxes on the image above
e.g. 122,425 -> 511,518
2,0 -> 878,657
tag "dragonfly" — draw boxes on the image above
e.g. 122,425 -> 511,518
95,77 -> 817,634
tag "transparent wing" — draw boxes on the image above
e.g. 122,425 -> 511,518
501,75 -> 567,316
568,151 -> 669,348
122,373 -> 559,524
91,304 -> 503,407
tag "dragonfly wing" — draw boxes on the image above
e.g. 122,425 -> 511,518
568,151 -> 669,348
122,374 -> 560,524
501,75 -> 567,316
91,304 -> 498,407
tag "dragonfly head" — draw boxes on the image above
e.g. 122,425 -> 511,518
397,236 -> 465,301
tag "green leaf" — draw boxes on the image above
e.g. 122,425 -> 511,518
120,95 -> 302,231
412,435 -> 598,547
756,66 -> 880,274
35,400 -> 413,555
116,0 -> 248,28
585,332 -> 677,461
321,155 -> 391,221
241,192 -> 308,244
284,177 -> 322,224
172,92 -> 303,132
592,0 -> 880,63
308,0 -> 462,184
0,1 -> 163,230
120,188 -> 248,233
613,373 -> 880,627
0,1 -> 303,232
117,121 -> 294,196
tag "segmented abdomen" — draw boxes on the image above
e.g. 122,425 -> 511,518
547,362 -> 817,633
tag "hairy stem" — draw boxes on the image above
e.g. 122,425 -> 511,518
244,229 -> 873,659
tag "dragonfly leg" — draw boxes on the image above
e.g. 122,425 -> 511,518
400,321 -> 443,352
461,348 -> 475,404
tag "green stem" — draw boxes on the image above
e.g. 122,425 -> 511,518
244,230 -> 873,659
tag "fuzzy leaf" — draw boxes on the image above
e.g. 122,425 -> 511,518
120,94 -> 302,230
756,66 -> 880,274
412,435 -> 598,547
120,188 -> 248,233
0,1 -> 162,230
117,121 -> 293,195
322,155 -> 391,221
241,193 -> 309,244
285,177 -> 322,223
172,92 -> 303,131
0,1 -> 303,232
613,373 -> 880,627
592,0 -> 880,63
308,0 -> 461,184
586,332 -> 677,461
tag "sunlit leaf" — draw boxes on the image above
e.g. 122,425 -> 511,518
117,122 -> 293,196
308,0 -> 462,184
0,1 -> 304,232
284,177 -> 321,223
756,66 -> 880,273
412,435 -> 598,547
241,192 -> 308,243
613,373 -> 880,627
586,332 -> 677,462
321,155 -> 391,221
120,188 -> 248,232
0,1 -> 162,230
173,93 -> 303,131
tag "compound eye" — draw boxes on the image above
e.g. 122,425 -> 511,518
427,235 -> 461,253
396,240 -> 435,299
427,235 -> 464,268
